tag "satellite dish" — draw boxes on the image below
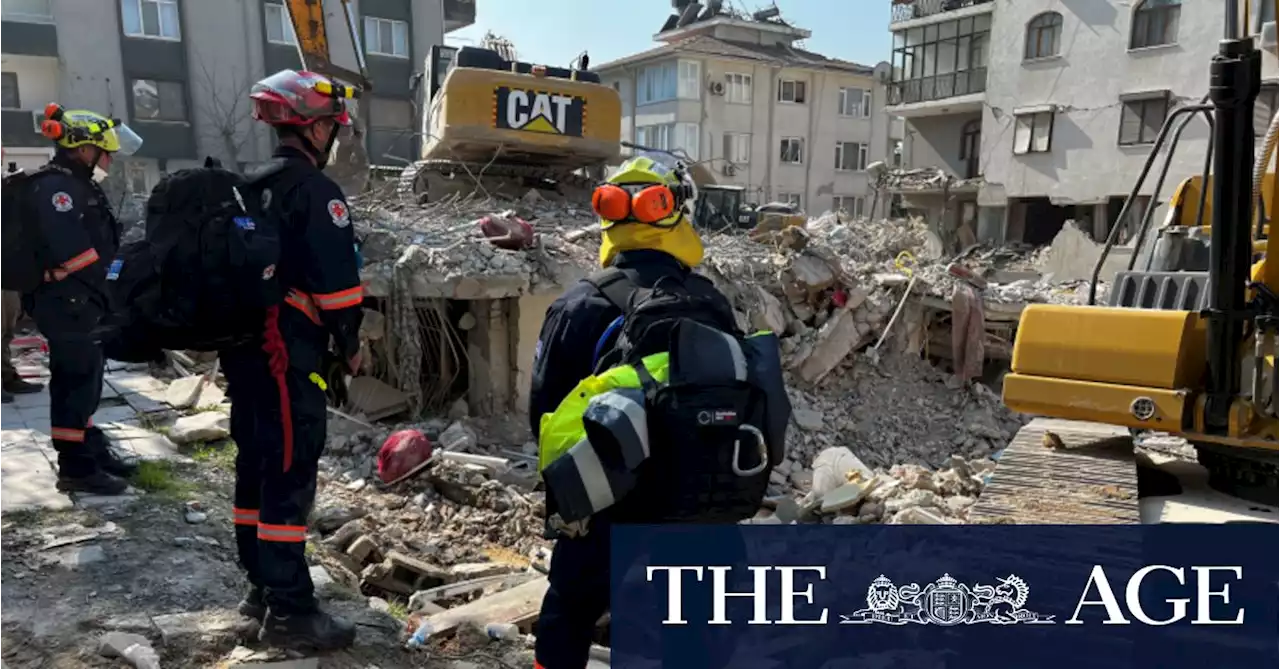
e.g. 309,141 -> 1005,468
676,2 -> 702,28
753,6 -> 780,20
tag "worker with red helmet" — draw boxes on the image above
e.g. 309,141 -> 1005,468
224,69 -> 364,652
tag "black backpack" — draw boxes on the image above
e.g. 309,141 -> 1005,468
587,267 -> 787,524
98,157 -> 299,361
1,165 -> 60,292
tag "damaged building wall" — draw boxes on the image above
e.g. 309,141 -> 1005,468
512,294 -> 557,414
980,0 -> 1223,210
902,113 -> 981,179
466,299 -> 515,416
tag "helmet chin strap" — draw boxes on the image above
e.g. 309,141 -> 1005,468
311,123 -> 340,170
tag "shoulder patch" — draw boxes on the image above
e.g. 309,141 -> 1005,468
51,191 -> 74,212
327,199 -> 350,228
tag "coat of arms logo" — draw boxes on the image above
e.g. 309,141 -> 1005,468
840,574 -> 1055,626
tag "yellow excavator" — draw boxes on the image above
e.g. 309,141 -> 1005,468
284,0 -> 622,201
980,0 -> 1278,524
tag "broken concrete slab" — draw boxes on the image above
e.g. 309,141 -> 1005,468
423,576 -> 550,639
890,506 -> 954,524
56,544 -> 106,568
345,376 -> 409,421
792,408 -> 824,432
97,631 -> 160,669
796,308 -> 859,384
151,609 -> 251,647
105,372 -> 169,396
408,572 -> 539,612
0,449 -> 71,512
165,376 -> 225,409
168,411 -> 231,445
361,551 -> 450,595
92,404 -> 140,425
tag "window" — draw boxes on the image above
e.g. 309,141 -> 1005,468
674,123 -> 700,160
1256,83 -> 1278,141
121,0 -> 180,40
725,73 -> 752,104
835,142 -> 868,171
364,16 -> 409,58
1119,94 -> 1170,145
890,14 -> 991,105
264,2 -> 297,45
635,124 -> 673,151
1130,0 -> 1180,49
131,79 -> 187,122
833,196 -> 864,217
1025,12 -> 1063,59
960,119 -> 981,178
1,73 -> 19,109
637,63 -> 677,105
123,161 -> 151,198
779,192 -> 803,208
778,79 -> 807,104
2,0 -> 53,22
779,137 -> 804,164
678,61 -> 701,100
1013,110 -> 1054,154
1256,0 -> 1277,25
838,87 -> 872,118
724,132 -> 751,164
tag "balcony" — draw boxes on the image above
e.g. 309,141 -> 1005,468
891,0 -> 992,25
889,69 -> 986,107
1,0 -> 57,58
444,0 -> 476,33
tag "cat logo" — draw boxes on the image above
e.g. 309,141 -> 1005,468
494,87 -> 586,137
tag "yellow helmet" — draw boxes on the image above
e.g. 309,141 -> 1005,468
41,104 -> 143,155
596,154 -> 704,268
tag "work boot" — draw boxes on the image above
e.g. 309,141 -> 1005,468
87,428 -> 140,479
238,587 -> 267,621
56,469 -> 129,495
4,378 -> 43,395
259,607 -> 357,652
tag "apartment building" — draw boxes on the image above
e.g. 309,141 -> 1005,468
596,5 -> 897,218
885,0 -> 1278,248
1,0 -> 475,201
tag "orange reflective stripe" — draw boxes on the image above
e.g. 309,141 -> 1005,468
61,248 -> 100,273
233,508 -> 260,526
257,522 -> 307,543
51,427 -> 85,442
284,290 -> 321,325
312,285 -> 363,310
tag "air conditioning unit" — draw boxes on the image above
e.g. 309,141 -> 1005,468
30,110 -> 44,134
708,80 -> 725,96
721,163 -> 736,176
1262,21 -> 1277,49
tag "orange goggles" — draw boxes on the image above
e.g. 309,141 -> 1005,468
591,183 -> 681,228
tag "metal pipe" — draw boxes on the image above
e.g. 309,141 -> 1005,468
1129,109 -> 1204,271
1191,107 -> 1216,231
1087,104 -> 1212,304
1203,35 -> 1261,432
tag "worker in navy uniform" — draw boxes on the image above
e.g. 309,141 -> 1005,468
24,107 -> 143,495
528,155 -> 740,669
228,69 -> 364,652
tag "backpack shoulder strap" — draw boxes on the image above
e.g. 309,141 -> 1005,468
586,266 -> 640,314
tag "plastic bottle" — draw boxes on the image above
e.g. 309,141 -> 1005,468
485,622 -> 521,641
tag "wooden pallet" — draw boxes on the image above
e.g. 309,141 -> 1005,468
970,418 -> 1141,524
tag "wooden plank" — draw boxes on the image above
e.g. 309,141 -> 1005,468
970,418 -> 1140,524
425,576 -> 550,638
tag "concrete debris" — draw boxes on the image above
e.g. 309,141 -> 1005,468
882,166 -> 985,194
167,411 -> 231,445
98,631 -> 161,669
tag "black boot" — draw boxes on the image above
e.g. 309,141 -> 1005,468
258,607 -> 357,651
56,469 -> 129,495
4,378 -> 43,395
86,428 -> 139,478
238,586 -> 267,621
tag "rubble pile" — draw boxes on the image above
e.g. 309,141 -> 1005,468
881,166 -> 985,193
353,190 -> 601,298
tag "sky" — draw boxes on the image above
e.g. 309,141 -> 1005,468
449,0 -> 893,70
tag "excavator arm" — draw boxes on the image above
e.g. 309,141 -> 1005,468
283,0 -> 372,194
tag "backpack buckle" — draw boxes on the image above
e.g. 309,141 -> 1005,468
732,424 -> 769,477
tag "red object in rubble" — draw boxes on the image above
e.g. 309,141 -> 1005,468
478,213 -> 536,250
831,288 -> 849,308
377,429 -> 434,485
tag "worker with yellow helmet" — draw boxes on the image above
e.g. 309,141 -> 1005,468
4,104 -> 143,496
527,153 -> 742,668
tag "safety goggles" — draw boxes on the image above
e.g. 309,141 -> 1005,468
591,182 -> 682,228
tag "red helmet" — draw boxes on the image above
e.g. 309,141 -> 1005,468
250,69 -> 353,127
376,430 -> 434,485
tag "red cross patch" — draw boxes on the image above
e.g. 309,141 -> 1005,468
51,191 -> 74,212
327,199 -> 350,228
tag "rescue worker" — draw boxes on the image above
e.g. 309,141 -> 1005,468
226,70 -> 363,651
528,155 -> 738,668
23,107 -> 143,493
3,288 -> 44,403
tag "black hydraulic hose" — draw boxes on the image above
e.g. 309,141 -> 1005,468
1087,104 -> 1212,304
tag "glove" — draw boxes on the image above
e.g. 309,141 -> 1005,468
348,351 -> 362,376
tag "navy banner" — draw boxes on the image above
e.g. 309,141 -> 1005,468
609,525 -> 1278,669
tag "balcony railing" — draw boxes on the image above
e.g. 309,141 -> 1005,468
888,68 -> 987,106
891,0 -> 992,24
